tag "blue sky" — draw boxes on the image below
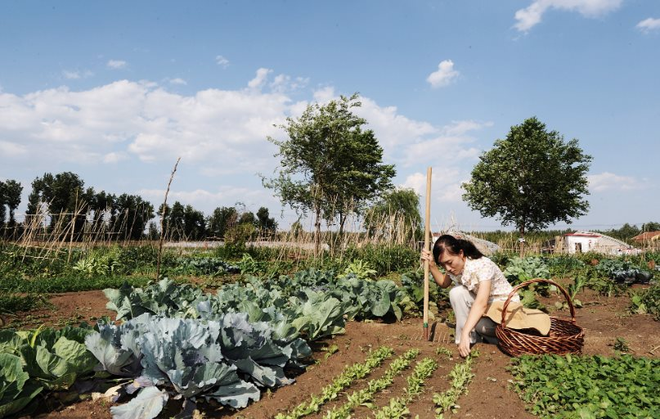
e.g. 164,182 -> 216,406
1,0 -> 658,232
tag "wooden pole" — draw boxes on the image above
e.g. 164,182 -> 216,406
423,167 -> 432,341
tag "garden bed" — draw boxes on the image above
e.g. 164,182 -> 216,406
14,285 -> 660,419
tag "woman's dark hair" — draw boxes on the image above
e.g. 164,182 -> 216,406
432,234 -> 484,262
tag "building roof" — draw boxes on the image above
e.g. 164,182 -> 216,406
632,231 -> 660,242
564,232 -> 600,238
565,230 -> 634,249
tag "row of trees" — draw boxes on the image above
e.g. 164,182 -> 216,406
261,96 -> 596,249
0,171 -> 278,242
6,94 -> 643,249
0,179 -> 23,228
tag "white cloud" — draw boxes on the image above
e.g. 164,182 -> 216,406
0,78 -> 296,171
63,70 -> 93,80
514,0 -> 623,32
247,68 -> 272,90
313,86 -> 336,103
588,172 -> 645,192
0,140 -> 27,157
168,78 -> 187,85
103,151 -> 128,163
0,74 -> 496,225
426,60 -> 459,88
216,55 -> 230,68
443,120 -> 494,136
270,74 -> 309,93
107,60 -> 127,69
636,18 -> 660,33
401,168 -> 465,203
354,97 -> 437,156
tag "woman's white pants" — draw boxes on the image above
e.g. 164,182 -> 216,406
449,285 -> 498,345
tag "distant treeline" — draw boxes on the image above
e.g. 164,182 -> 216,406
0,172 -> 277,242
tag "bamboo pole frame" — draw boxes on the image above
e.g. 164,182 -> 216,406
423,167 -> 432,340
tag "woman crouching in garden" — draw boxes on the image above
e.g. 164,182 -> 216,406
421,234 -> 519,357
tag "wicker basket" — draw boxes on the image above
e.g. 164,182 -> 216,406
495,278 -> 585,356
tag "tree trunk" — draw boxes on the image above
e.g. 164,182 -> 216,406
314,205 -> 322,256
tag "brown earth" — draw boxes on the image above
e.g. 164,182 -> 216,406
10,285 -> 660,419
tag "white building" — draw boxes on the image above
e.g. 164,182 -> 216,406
563,231 -> 639,255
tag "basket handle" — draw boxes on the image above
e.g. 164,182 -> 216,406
500,278 -> 577,329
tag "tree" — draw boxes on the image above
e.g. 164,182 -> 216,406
26,172 -> 86,237
256,207 -> 278,237
114,194 -> 154,240
603,223 -> 640,241
3,180 -> 24,227
207,206 -> 239,239
462,117 -> 592,238
183,204 -> 206,240
0,181 -> 6,228
364,188 -> 422,244
641,221 -> 660,232
263,93 -> 395,252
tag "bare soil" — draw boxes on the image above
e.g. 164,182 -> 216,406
10,285 -> 660,419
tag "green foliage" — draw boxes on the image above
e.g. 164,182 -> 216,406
0,293 -> 48,314
321,348 -> 419,419
0,353 -> 43,417
262,93 -> 395,237
399,270 -> 447,318
462,117 -> 592,235
364,187 -> 423,243
612,337 -> 630,353
629,283 -> 660,320
503,257 -> 551,306
341,244 -> 418,276
543,255 -> 587,278
275,346 -> 395,419
0,274 -> 151,293
339,259 -> 377,281
594,258 -> 654,285
434,353 -> 476,418
510,354 -> 660,418
167,256 -> 240,277
72,254 -> 122,277
503,256 -> 550,283
372,357 -> 438,419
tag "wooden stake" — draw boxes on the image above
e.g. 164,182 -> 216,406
423,167 -> 432,341
156,157 -> 181,280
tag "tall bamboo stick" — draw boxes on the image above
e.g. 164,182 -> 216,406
423,167 -> 432,340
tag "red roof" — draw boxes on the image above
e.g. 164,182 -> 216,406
632,231 -> 660,242
564,232 -> 600,238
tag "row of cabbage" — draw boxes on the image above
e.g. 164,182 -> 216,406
0,269 -> 411,419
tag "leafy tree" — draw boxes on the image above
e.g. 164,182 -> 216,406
263,93 -> 395,252
89,190 -> 116,237
26,172 -> 86,236
0,181 -> 6,227
364,188 -> 423,244
238,211 -> 256,225
183,204 -> 206,240
602,223 -> 641,241
256,207 -> 278,237
3,179 -> 24,227
207,206 -> 239,239
462,117 -> 592,238
641,221 -> 660,232
158,201 -> 185,240
114,194 -> 154,240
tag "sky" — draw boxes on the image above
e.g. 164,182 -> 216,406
1,0 -> 659,233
